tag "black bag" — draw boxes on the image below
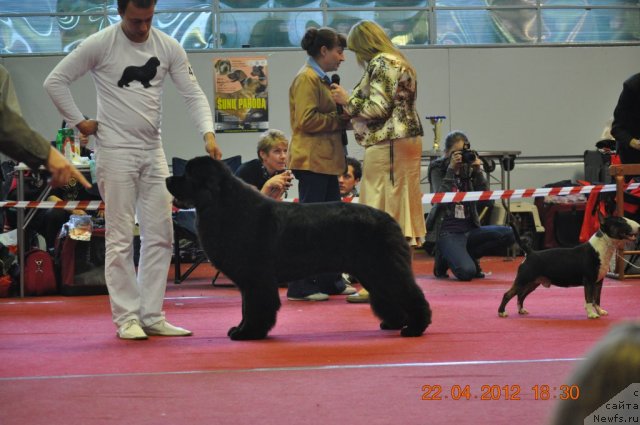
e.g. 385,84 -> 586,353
583,150 -> 613,184
535,198 -> 586,248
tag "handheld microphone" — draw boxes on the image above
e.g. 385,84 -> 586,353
331,74 -> 348,147
331,74 -> 343,114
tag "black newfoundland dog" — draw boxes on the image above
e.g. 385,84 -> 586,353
166,157 -> 431,340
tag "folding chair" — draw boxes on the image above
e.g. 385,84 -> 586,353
609,163 -> 640,279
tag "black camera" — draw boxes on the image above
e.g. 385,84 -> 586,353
460,148 -> 478,164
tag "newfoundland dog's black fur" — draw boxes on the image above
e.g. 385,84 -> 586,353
166,157 -> 431,340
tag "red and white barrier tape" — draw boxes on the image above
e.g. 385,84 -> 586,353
0,182 -> 637,209
421,182 -> 640,204
0,200 -> 104,210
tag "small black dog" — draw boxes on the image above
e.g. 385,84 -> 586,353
498,214 -> 639,319
118,56 -> 160,88
166,157 -> 431,340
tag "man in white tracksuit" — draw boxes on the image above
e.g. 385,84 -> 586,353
44,0 -> 222,340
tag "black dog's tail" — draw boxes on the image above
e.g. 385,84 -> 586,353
508,220 -> 533,256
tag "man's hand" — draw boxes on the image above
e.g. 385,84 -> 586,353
46,147 -> 92,189
631,138 -> 640,150
204,132 -> 222,160
76,119 -> 99,136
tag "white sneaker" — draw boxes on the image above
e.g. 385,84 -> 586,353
287,292 -> 330,301
340,284 -> 357,295
143,320 -> 193,336
117,319 -> 148,340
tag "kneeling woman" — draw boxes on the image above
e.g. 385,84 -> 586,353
427,131 -> 515,281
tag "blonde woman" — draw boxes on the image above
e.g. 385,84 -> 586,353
235,129 -> 293,201
331,20 -> 426,303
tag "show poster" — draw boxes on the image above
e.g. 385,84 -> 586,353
213,56 -> 268,133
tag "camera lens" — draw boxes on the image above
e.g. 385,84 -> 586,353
461,150 -> 476,164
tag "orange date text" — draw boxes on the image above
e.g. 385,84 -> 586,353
420,384 -> 580,401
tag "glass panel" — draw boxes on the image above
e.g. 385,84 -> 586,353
219,11 -> 322,48
153,0 -> 211,10
274,0 -> 323,7
153,11 -> 214,49
326,10 -> 376,36
0,0 -> 56,13
378,10 -> 429,45
326,0 -> 377,6
110,0 -> 211,12
0,16 -> 62,54
486,0 -> 538,6
328,0 -> 427,5
541,0 -> 639,5
59,14 -> 116,51
541,8 -> 640,42
55,0 -> 106,14
0,13 -> 117,54
326,10 -> 428,45
219,0 -> 271,9
437,9 -> 538,44
375,1 -> 428,5
437,0 -> 538,6
436,0 -> 495,6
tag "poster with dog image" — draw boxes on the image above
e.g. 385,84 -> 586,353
213,56 -> 268,133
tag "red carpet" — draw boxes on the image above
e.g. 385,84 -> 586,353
1,252 -> 638,425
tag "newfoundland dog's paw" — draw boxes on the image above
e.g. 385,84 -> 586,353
400,326 -> 425,337
380,321 -> 404,330
227,326 -> 268,340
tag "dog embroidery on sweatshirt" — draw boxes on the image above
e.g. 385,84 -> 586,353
117,57 -> 160,88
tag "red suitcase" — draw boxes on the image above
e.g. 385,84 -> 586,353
535,198 -> 587,249
57,227 -> 108,296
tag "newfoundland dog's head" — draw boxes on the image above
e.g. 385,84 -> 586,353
166,156 -> 232,209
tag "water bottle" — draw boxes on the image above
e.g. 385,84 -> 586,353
55,129 -> 65,152
89,153 -> 97,184
63,129 -> 74,161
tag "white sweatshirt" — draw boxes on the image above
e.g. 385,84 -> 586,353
44,24 -> 214,150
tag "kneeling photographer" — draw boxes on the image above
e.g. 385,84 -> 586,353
427,131 -> 515,281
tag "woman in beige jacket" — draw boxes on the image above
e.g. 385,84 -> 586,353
286,26 -> 353,301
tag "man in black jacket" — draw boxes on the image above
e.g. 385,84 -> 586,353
612,72 -> 640,165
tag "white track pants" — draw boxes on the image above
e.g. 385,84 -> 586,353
96,147 -> 173,327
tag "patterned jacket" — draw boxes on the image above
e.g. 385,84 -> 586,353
344,53 -> 423,147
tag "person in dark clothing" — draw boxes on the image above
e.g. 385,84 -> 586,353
235,129 -> 293,200
611,72 -> 640,165
0,102 -> 90,188
339,156 -> 361,201
427,131 -> 515,281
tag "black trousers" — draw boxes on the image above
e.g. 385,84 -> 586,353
286,170 -> 345,297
